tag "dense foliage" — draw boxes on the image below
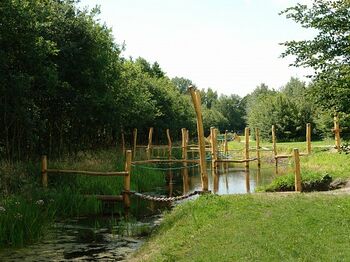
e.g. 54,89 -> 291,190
0,0 -> 196,160
246,79 -> 317,141
1,0 -> 349,162
280,0 -> 350,114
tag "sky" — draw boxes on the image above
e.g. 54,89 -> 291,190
79,0 -> 315,97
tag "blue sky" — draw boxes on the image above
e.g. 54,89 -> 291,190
79,0 -> 314,97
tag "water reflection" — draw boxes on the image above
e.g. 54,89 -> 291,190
169,163 -> 281,196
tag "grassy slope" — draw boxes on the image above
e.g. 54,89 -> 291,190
132,193 -> 350,262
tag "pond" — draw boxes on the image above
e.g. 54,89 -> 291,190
0,161 -> 287,261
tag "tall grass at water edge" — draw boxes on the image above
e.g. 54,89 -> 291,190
0,149 -> 166,248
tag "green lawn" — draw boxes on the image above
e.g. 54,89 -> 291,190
131,193 -> 350,262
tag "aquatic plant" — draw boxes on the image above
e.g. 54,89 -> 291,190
0,196 -> 55,247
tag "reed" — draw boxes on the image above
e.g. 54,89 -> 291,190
0,148 -> 166,248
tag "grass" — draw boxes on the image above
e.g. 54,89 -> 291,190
227,138 -> 350,191
131,193 -> 350,262
0,196 -> 55,247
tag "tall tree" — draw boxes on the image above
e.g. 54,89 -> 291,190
171,77 -> 193,94
280,0 -> 350,113
213,95 -> 245,132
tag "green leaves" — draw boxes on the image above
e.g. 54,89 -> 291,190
280,0 -> 350,114
246,79 -> 315,141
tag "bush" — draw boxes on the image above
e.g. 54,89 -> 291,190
262,172 -> 332,192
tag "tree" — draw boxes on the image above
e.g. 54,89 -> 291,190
280,0 -> 350,113
200,88 -> 218,109
171,77 -> 193,94
213,94 -> 245,132
202,108 -> 229,134
246,79 -> 315,141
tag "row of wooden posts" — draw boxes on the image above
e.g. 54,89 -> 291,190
121,113 -> 343,159
40,89 -> 344,206
207,125 -> 307,192
40,121 -> 317,204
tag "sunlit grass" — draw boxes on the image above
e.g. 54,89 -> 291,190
131,193 -> 350,262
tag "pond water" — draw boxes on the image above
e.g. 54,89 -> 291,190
0,161 -> 288,261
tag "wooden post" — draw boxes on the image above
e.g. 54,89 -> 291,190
224,130 -> 228,156
166,128 -> 172,159
181,128 -> 188,160
245,127 -> 250,169
334,114 -> 341,152
189,86 -> 208,191
293,148 -> 302,192
124,150 -> 132,209
210,127 -> 218,169
255,128 -> 261,167
186,129 -> 190,145
147,127 -> 153,159
306,123 -> 311,154
224,130 -> 229,172
133,128 -> 137,158
41,155 -> 48,188
272,125 -> 277,166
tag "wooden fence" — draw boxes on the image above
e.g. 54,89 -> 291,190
41,150 -> 132,209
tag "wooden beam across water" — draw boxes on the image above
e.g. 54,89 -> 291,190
46,169 -> 128,176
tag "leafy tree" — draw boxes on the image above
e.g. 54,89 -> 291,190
280,0 -> 350,113
151,62 -> 165,78
246,80 -> 315,141
200,88 -> 218,109
213,95 -> 245,132
171,77 -> 194,94
202,108 -> 229,135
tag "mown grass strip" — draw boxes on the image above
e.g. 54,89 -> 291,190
132,193 -> 350,262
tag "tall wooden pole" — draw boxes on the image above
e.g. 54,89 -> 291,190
133,128 -> 137,158
124,150 -> 132,209
272,125 -> 277,166
224,130 -> 228,156
189,86 -> 208,191
210,127 -> 218,170
181,128 -> 188,160
255,128 -> 261,167
334,114 -> 341,152
186,129 -> 190,145
41,155 -> 48,188
293,148 -> 302,192
306,123 -> 311,154
147,127 -> 153,159
166,128 -> 172,159
245,127 -> 250,169
224,130 -> 229,171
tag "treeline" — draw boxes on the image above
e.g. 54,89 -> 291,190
1,0 -> 349,161
0,0 -> 190,160
0,0 -> 244,161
